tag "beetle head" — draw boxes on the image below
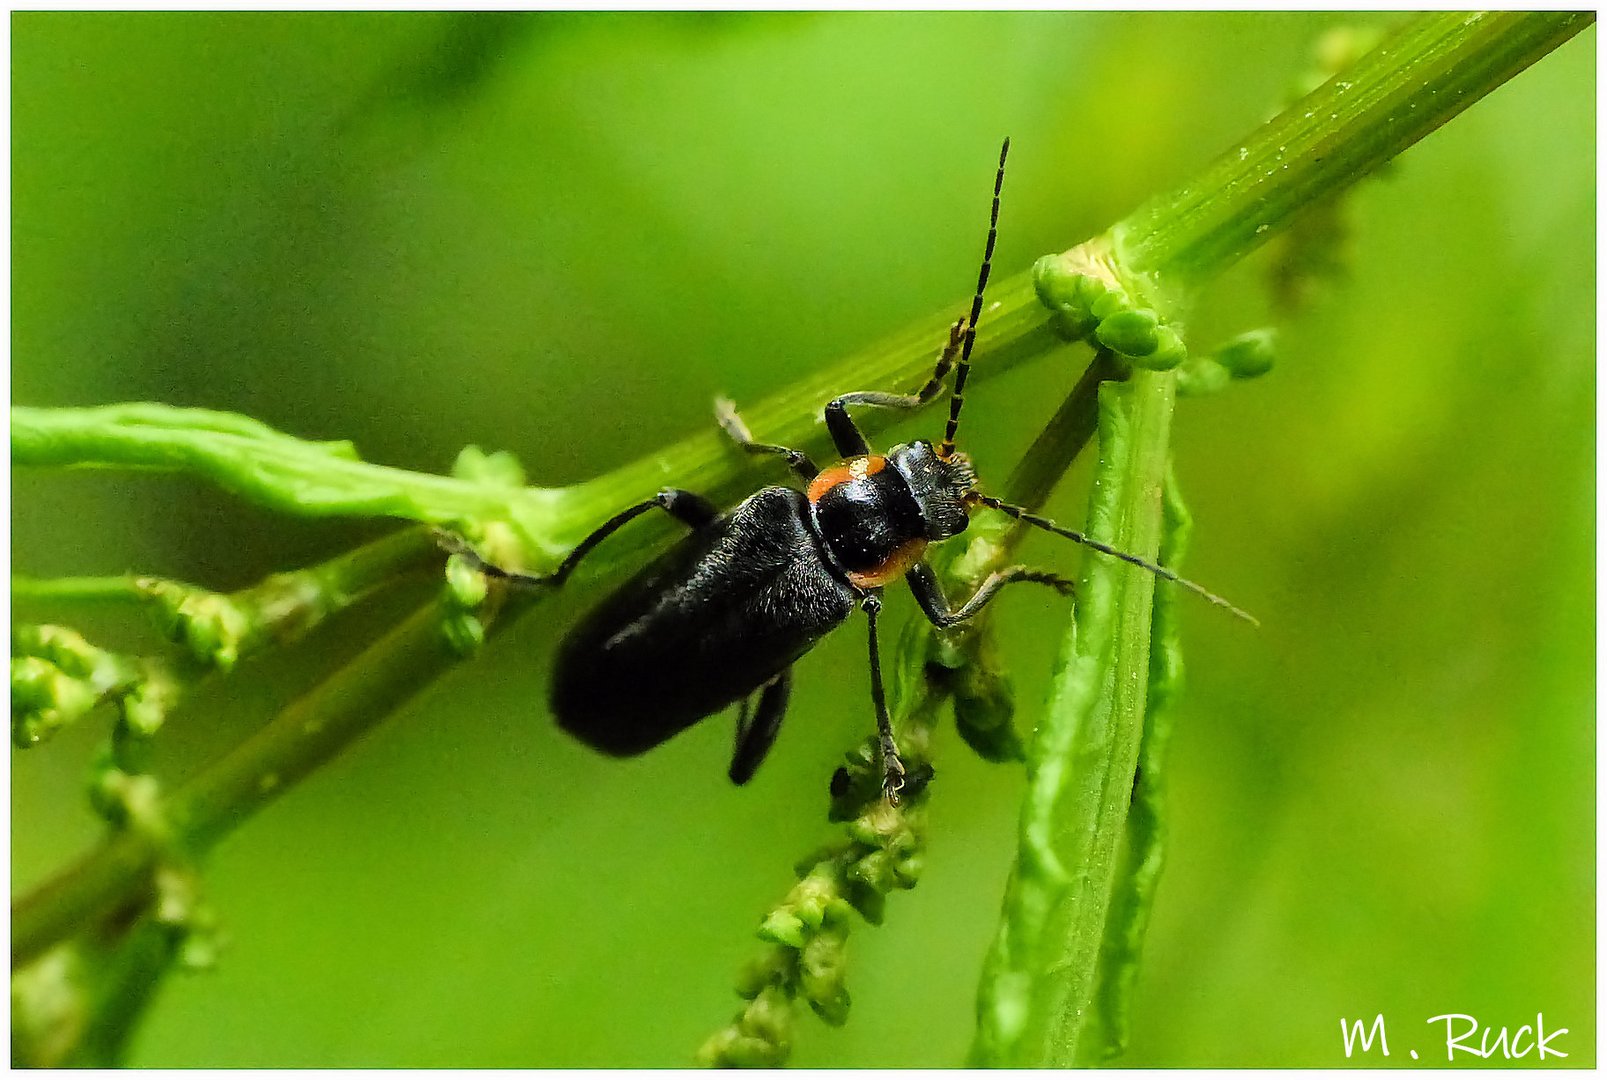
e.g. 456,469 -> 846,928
889,439 -> 976,540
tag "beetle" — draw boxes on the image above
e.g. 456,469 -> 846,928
444,139 -> 1249,800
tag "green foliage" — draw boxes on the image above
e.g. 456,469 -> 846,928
11,10 -> 1593,1070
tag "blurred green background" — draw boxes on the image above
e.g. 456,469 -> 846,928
11,11 -> 1594,1068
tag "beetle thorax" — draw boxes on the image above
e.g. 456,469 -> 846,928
804,441 -> 976,589
806,455 -> 926,587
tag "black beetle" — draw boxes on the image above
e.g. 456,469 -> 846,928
445,139 -> 1248,799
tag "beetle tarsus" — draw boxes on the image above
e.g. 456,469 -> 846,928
433,528 -> 555,589
715,397 -> 819,482
879,733 -> 908,805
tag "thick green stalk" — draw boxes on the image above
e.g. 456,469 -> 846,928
972,9 -> 1589,1068
1117,10 -> 1592,288
1091,467 -> 1191,1060
1044,375 -> 1172,1067
970,375 -> 1170,1066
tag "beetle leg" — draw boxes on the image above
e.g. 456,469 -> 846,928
437,488 -> 718,589
906,559 -> 1074,629
860,591 -> 910,803
823,319 -> 966,458
729,668 -> 792,785
714,397 -> 818,482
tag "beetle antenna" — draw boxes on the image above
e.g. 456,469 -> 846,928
939,136 -> 1009,460
970,493 -> 1260,626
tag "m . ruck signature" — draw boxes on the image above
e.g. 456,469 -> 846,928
1340,1012 -> 1569,1062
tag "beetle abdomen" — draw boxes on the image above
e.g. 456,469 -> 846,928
551,487 -> 855,757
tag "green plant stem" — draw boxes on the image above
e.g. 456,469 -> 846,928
11,403 -> 567,556
1091,466 -> 1190,1060
10,528 -> 439,762
233,526 -> 440,644
11,275 -> 1063,567
12,597 -> 462,966
971,10 -> 1589,1068
65,912 -> 187,1067
969,375 -> 1170,1067
12,531 -> 470,969
1116,10 -> 1592,288
18,528 -> 435,640
172,600 -> 462,852
12,577 -> 152,604
1048,373 -> 1172,1067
